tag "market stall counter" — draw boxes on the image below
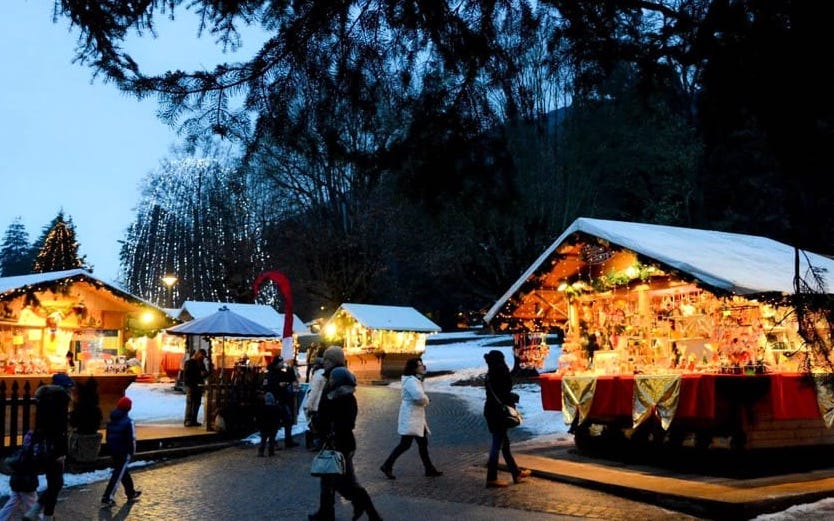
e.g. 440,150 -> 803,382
540,371 -> 831,451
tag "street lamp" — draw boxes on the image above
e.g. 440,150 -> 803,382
161,274 -> 178,307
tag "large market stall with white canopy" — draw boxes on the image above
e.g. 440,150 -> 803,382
323,303 -> 441,380
486,217 -> 834,453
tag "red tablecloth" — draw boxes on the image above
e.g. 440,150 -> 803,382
539,372 -> 822,422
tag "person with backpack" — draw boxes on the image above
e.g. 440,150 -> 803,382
263,356 -> 300,448
100,396 -> 142,508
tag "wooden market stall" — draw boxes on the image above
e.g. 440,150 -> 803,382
0,269 -> 175,423
323,303 -> 441,380
485,217 -> 834,454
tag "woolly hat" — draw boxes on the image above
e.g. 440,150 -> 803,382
323,346 -> 346,366
264,392 -> 276,405
51,373 -> 74,389
484,350 -> 505,363
116,396 -> 132,411
329,366 -> 356,388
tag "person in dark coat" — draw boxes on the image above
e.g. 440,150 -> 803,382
23,373 -> 73,521
101,396 -> 141,507
309,347 -> 382,521
256,392 -> 282,457
0,432 -> 39,521
264,356 -> 299,448
183,348 -> 208,427
483,350 -> 530,488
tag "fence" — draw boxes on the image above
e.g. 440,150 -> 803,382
0,380 -> 37,456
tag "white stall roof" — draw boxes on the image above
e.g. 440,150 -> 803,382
485,217 -> 834,324
177,301 -> 310,335
333,303 -> 441,333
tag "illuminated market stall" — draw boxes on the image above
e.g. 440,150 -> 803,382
0,268 -> 174,417
485,218 -> 834,452
167,300 -> 311,378
323,303 -> 441,380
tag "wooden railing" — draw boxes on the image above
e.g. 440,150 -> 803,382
0,380 -> 37,456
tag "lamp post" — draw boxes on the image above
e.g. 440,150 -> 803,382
161,274 -> 178,308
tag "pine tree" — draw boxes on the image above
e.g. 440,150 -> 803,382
32,213 -> 88,273
31,210 -> 67,261
0,217 -> 34,276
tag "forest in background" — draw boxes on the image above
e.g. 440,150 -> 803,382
3,2 -> 832,329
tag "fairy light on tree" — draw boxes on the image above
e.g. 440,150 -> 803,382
32,213 -> 88,273
119,157 -> 270,305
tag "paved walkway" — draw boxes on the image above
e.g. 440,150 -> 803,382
40,384 -> 706,520
28,382 -> 834,520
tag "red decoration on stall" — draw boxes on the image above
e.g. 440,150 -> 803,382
253,271 -> 294,358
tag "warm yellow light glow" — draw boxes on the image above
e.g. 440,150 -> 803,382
625,265 -> 639,278
141,311 -> 155,324
323,323 -> 337,339
161,274 -> 178,287
557,282 -> 568,292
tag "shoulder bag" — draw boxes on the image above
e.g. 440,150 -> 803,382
310,441 -> 346,477
487,379 -> 523,429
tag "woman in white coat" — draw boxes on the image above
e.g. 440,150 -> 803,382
379,357 -> 442,479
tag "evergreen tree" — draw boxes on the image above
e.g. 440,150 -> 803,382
32,214 -> 88,273
0,217 -> 34,276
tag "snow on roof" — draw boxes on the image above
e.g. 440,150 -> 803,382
177,301 -> 310,335
485,217 -> 834,323
334,303 -> 441,332
0,268 -> 156,307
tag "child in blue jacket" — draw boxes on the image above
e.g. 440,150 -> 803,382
101,397 -> 142,507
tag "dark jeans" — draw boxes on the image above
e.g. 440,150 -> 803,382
316,451 -> 374,518
37,456 -> 64,516
184,385 -> 203,425
278,402 -> 294,444
382,432 -> 436,472
486,428 -> 519,481
259,427 -> 278,455
102,454 -> 136,501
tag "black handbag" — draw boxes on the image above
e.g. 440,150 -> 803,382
487,380 -> 523,429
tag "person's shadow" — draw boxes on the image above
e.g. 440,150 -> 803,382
97,501 -> 138,520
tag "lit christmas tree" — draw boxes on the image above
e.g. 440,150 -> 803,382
32,218 -> 87,273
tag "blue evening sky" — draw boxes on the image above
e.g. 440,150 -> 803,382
0,2 -> 265,283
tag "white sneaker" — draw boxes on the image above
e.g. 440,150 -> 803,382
22,502 -> 42,521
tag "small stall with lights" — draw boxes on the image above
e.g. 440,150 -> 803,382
486,217 -> 834,453
323,303 -> 441,380
0,268 -> 175,420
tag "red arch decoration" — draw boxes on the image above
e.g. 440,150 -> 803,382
253,271 -> 294,359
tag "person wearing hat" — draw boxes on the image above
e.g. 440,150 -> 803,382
101,396 -> 141,507
23,374 -> 74,521
309,350 -> 382,521
482,350 -> 530,488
